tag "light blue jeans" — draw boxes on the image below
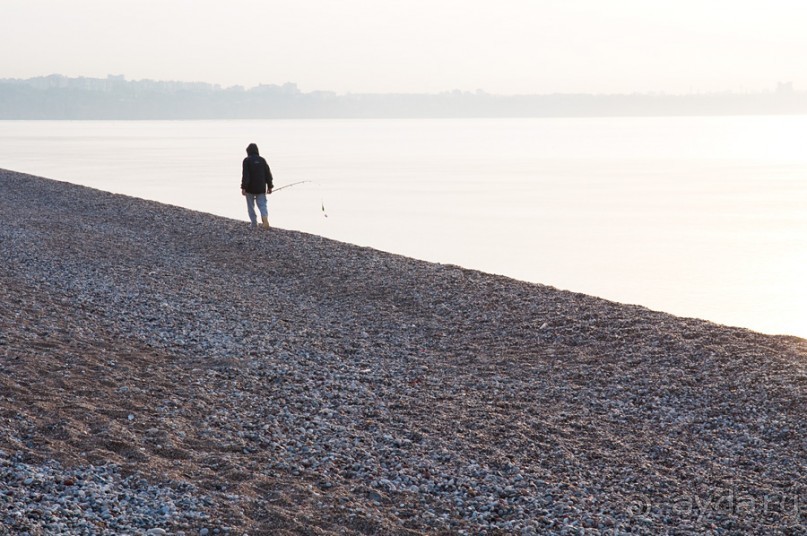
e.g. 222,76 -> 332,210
245,193 -> 268,227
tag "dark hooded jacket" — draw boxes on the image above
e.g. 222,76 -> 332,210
241,144 -> 274,194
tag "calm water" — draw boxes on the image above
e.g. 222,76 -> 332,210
1,118 -> 805,339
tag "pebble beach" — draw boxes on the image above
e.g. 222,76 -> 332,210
1,169 -> 806,535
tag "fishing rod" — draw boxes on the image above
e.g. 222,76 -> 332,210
272,180 -> 313,193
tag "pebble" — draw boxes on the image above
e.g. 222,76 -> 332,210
0,451 -> 210,534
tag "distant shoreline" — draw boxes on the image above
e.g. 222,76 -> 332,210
3,75 -> 807,119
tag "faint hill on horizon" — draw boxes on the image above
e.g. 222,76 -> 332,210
2,74 -> 807,119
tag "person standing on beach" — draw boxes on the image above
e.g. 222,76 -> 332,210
241,143 -> 274,230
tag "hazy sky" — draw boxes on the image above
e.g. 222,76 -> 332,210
2,0 -> 806,94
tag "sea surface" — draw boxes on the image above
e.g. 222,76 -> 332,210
1,117 -> 805,339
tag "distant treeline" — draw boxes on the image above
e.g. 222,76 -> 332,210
2,74 -> 807,119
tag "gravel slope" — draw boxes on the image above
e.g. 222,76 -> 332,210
1,170 -> 805,535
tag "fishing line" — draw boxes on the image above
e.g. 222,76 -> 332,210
272,180 -> 328,218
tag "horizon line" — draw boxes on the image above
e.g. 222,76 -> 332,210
2,73 -> 800,98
